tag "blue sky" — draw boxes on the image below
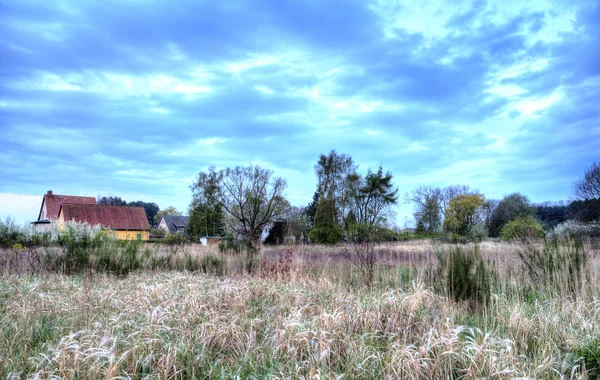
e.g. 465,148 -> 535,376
1,0 -> 599,225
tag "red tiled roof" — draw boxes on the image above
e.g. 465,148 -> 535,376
39,192 -> 96,220
60,204 -> 150,231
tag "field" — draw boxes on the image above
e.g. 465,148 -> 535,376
1,240 -> 600,379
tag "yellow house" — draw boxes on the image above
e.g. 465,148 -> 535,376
58,203 -> 150,241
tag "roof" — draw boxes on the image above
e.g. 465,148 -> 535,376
31,219 -> 51,224
161,215 -> 190,233
60,204 -> 150,231
39,191 -> 96,220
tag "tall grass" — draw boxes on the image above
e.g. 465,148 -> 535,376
1,239 -> 600,377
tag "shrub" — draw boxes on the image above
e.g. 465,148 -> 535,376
309,225 -> 342,244
547,220 -> 600,241
517,239 -> 590,297
501,215 -> 545,240
200,254 -> 226,276
428,245 -> 495,309
467,223 -> 488,243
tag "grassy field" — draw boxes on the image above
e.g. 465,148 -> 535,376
1,240 -> 600,378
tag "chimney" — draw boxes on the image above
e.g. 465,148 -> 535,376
47,190 -> 53,197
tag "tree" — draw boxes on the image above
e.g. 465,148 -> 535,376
344,166 -> 398,287
98,196 -> 127,206
309,197 -> 342,244
191,165 -> 288,245
347,166 -> 399,228
536,201 -> 568,230
264,220 -> 287,245
287,206 -> 311,243
128,201 -> 159,227
304,191 -> 320,228
154,206 -> 183,225
187,201 -> 225,239
315,150 -> 358,222
443,194 -> 486,235
488,193 -> 535,237
406,185 -> 475,229
573,161 -> 600,200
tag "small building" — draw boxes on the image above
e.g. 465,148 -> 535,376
199,236 -> 225,247
33,190 -> 96,228
58,203 -> 150,240
157,215 -> 190,234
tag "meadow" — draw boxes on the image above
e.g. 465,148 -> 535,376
1,239 -> 600,379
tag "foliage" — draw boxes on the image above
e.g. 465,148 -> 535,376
161,232 -> 190,246
347,165 -> 399,227
547,220 -> 600,241
573,161 -> 600,200
154,206 -> 183,225
192,165 -> 288,246
443,194 -> 486,235
314,150 -> 358,223
303,191 -> 320,227
413,192 -> 442,233
429,245 -> 495,308
309,197 -> 342,244
406,185 -> 475,230
97,196 -> 127,206
489,193 -> 536,237
467,223 -> 489,243
568,199 -> 600,223
535,202 -> 569,230
187,201 -> 225,239
127,201 -> 159,227
517,239 -> 589,297
285,206 -> 311,244
501,215 -> 545,240
200,255 -> 226,276
263,220 -> 287,245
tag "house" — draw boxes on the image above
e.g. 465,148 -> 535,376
157,215 -> 190,234
32,190 -> 96,229
58,203 -> 150,240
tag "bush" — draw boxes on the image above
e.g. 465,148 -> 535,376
547,220 -> 600,241
467,224 -> 488,243
428,245 -> 495,309
309,225 -> 342,244
501,215 -> 545,240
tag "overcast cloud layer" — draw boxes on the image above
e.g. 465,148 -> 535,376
1,0 -> 599,224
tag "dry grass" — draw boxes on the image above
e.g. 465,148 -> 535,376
1,241 -> 599,378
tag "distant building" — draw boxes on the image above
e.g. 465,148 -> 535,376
157,215 -> 190,234
199,236 -> 225,247
32,190 -> 96,230
58,203 -> 150,241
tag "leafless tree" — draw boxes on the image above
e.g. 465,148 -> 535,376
574,162 -> 600,200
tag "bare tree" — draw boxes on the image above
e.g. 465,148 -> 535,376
191,165 -> 288,245
574,162 -> 600,200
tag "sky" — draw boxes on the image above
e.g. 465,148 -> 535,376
0,0 -> 599,226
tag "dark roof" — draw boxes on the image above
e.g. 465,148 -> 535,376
38,190 -> 96,220
161,215 -> 190,233
60,204 -> 150,231
31,219 -> 51,224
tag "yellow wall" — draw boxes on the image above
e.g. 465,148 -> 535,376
114,230 -> 149,241
56,210 -> 148,241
